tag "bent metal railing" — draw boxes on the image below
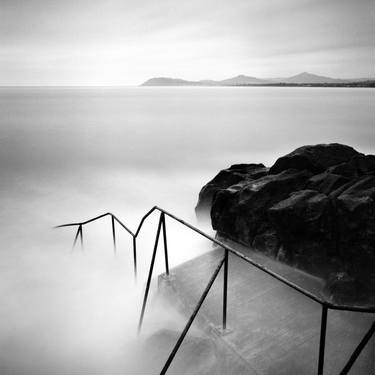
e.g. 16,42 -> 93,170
56,206 -> 375,375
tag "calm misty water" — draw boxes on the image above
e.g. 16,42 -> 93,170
1,87 -> 375,374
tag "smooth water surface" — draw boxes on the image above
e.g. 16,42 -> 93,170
1,87 -> 374,374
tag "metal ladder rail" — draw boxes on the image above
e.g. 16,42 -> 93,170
56,207 -> 375,375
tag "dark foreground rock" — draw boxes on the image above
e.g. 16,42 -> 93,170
196,143 -> 375,304
195,163 -> 268,220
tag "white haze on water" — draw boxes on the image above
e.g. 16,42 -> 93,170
0,87 -> 375,374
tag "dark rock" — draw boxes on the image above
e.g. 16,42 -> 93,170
268,190 -> 336,275
196,143 -> 375,304
355,154 -> 375,175
269,190 -> 333,242
335,176 -> 375,278
328,179 -> 359,199
195,163 -> 267,220
269,143 -> 360,175
324,272 -> 373,305
327,161 -> 358,178
306,172 -> 349,195
328,154 -> 375,178
252,230 -> 280,257
211,169 -> 312,246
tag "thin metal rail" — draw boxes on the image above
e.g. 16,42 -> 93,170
222,249 -> 229,330
339,321 -> 375,375
159,256 -> 225,375
318,305 -> 328,375
55,207 -> 375,313
137,213 -> 164,334
56,206 -> 375,375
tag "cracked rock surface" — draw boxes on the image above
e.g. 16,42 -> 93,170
196,143 -> 375,304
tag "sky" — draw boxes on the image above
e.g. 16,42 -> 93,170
0,0 -> 374,85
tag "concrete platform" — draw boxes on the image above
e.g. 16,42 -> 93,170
136,329 -> 219,375
158,246 -> 375,375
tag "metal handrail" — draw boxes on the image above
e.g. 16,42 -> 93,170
55,208 -> 159,278
160,255 -> 225,375
56,206 -> 375,375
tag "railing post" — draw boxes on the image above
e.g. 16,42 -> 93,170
161,213 -> 169,276
317,305 -> 328,375
222,248 -> 229,330
79,225 -> 83,249
73,225 -> 81,249
111,215 -> 116,254
137,213 -> 163,334
159,257 -> 225,375
133,236 -> 137,281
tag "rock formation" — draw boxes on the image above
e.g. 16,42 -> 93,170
196,144 -> 375,304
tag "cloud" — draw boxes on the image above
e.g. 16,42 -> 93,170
1,0 -> 374,84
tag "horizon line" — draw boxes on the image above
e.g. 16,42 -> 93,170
2,71 -> 375,88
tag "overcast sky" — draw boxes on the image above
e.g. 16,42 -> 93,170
1,0 -> 374,85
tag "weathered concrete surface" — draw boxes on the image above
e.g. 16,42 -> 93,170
136,329 -> 219,375
159,246 -> 375,375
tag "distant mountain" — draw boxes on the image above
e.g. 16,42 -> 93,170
219,75 -> 271,85
142,77 -> 200,86
197,80 -> 220,86
141,73 -> 374,87
141,75 -> 271,86
276,72 -> 347,84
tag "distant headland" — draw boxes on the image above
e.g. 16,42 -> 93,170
141,72 -> 375,87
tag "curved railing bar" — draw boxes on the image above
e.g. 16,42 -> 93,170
159,255 -> 225,375
112,214 -> 135,236
55,212 -> 112,228
55,207 -> 156,237
155,207 -> 375,314
56,206 -> 375,375
56,207 -> 375,314
56,212 -> 135,236
134,206 -> 158,237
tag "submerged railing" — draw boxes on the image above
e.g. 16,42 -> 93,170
57,206 -> 375,375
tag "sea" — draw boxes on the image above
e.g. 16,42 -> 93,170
1,86 -> 374,374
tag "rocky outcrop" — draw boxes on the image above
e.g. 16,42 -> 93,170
269,144 -> 359,174
195,163 -> 268,220
196,143 -> 375,304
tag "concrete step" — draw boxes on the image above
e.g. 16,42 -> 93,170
136,329 -> 219,375
158,247 -> 375,375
